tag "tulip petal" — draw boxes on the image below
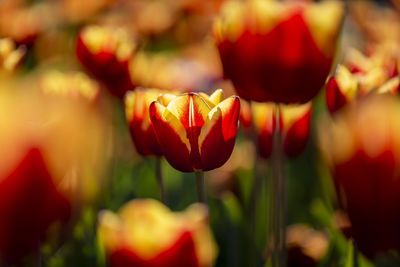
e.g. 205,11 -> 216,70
199,97 -> 240,171
150,101 -> 193,172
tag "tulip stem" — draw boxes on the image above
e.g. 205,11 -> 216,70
271,106 -> 287,267
155,157 -> 166,204
353,239 -> 359,267
195,171 -> 207,204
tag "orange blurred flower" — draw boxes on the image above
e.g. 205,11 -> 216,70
76,25 -> 136,98
149,89 -> 240,172
252,102 -> 312,159
214,0 -> 343,103
319,95 -> 400,258
98,199 -> 217,267
124,88 -> 165,157
0,89 -> 109,264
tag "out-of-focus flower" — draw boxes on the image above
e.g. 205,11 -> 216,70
0,38 -> 25,73
0,89 -> 109,264
124,88 -> 165,157
319,95 -> 400,258
130,42 -> 222,92
252,102 -> 312,159
98,199 -> 217,267
239,99 -> 252,132
326,64 -> 400,114
149,89 -> 240,172
214,0 -> 343,103
76,25 -> 136,98
39,70 -> 100,103
285,224 -> 329,267
0,4 -> 44,47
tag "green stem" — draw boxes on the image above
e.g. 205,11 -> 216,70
271,105 -> 287,267
155,157 -> 166,204
195,171 -> 207,204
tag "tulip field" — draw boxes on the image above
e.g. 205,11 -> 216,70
1,0 -> 400,266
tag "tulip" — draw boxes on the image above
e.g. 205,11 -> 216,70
125,88 -> 163,157
149,89 -> 240,172
98,199 -> 217,267
319,95 -> 400,258
213,0 -> 343,103
0,90 -> 109,264
252,102 -> 312,159
326,64 -> 400,114
76,25 -> 136,98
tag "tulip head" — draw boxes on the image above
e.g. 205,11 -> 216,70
98,199 -> 217,267
149,89 -> 240,172
326,64 -> 400,114
214,0 -> 343,103
76,25 -> 136,98
319,95 -> 400,258
252,102 -> 312,159
125,88 -> 163,157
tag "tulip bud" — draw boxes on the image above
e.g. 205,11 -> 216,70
76,25 -> 136,98
149,89 -> 240,172
214,0 -> 343,103
98,199 -> 217,267
319,95 -> 400,258
252,102 -> 312,159
124,88 -> 164,157
0,89 -> 109,264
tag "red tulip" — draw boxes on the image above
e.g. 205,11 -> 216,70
98,199 -> 217,267
252,102 -> 312,159
214,0 -> 343,103
326,64 -> 400,114
124,88 -> 164,157
149,89 -> 240,172
319,95 -> 400,258
76,25 -> 136,98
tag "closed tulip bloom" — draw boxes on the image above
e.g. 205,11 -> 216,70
252,102 -> 312,159
76,25 -> 136,98
98,199 -> 217,267
125,88 -> 164,157
149,89 -> 240,172
319,95 -> 400,258
326,65 -> 400,114
214,0 -> 343,103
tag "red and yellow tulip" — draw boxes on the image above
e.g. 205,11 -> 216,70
76,25 -> 136,98
214,0 -> 343,103
98,199 -> 217,267
319,95 -> 400,258
252,102 -> 312,159
125,88 -> 164,157
149,89 -> 240,172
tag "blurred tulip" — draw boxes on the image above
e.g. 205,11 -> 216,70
319,95 -> 400,258
239,99 -> 252,132
252,102 -> 312,159
0,89 -> 109,264
149,89 -> 240,172
76,25 -> 136,98
60,0 -> 115,23
124,88 -> 164,157
0,38 -> 25,73
98,199 -> 217,267
214,0 -> 343,103
326,64 -> 400,114
39,70 -> 100,103
286,224 -> 329,267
